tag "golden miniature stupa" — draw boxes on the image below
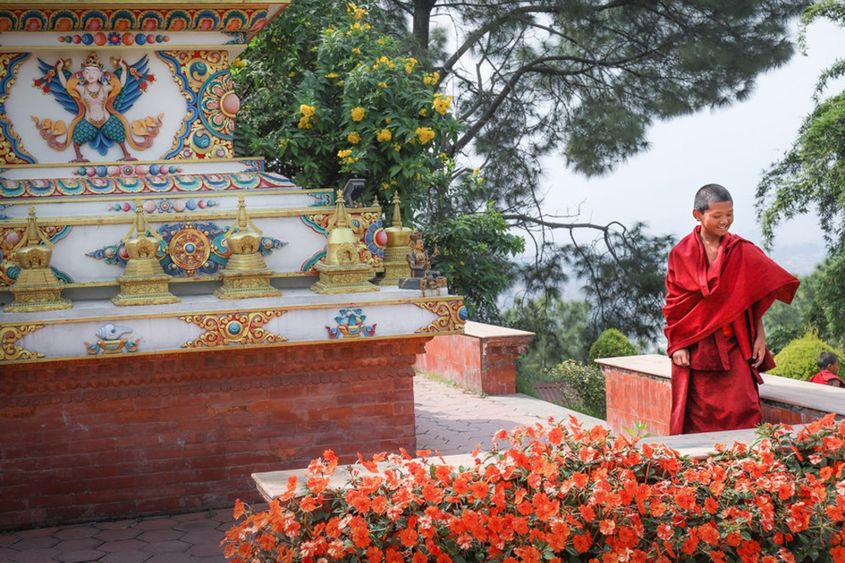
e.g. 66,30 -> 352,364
379,191 -> 414,285
214,196 -> 281,300
112,200 -> 180,306
310,190 -> 379,294
5,207 -> 71,312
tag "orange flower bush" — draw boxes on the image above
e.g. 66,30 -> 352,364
224,415 -> 845,562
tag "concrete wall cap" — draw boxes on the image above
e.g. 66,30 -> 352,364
597,354 -> 845,415
464,321 -> 535,340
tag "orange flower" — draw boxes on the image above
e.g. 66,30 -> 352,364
656,523 -> 673,541
257,533 -> 275,551
572,532 -> 593,553
697,523 -> 719,546
233,498 -> 245,520
469,481 -> 488,500
532,492 -> 559,522
548,427 -> 564,445
598,519 -> 615,535
738,540 -> 761,562
299,495 -> 319,512
399,527 -> 418,547
681,535 -> 699,555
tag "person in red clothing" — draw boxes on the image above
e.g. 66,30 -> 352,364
810,352 -> 842,388
663,184 -> 800,435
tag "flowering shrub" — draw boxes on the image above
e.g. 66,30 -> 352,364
223,415 -> 845,562
256,2 -> 460,209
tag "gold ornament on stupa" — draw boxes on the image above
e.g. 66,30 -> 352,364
214,196 -> 281,300
310,190 -> 379,294
112,200 -> 180,306
5,207 -> 72,312
379,191 -> 413,286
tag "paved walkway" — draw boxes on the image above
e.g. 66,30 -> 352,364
0,376 -> 602,562
414,375 -> 606,454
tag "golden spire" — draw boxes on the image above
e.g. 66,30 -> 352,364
331,189 -> 350,230
391,191 -> 403,228
16,206 -> 52,250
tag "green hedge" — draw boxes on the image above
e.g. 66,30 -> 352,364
546,360 -> 606,419
770,332 -> 844,380
587,328 -> 638,362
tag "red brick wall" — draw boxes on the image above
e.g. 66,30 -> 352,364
414,326 -> 533,395
760,402 -> 828,426
414,334 -> 482,391
603,368 -> 672,436
0,338 -> 427,530
602,362 -> 835,437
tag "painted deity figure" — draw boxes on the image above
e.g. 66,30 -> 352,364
406,233 -> 430,278
33,52 -> 163,162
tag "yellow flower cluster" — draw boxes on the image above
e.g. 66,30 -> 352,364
373,56 -> 396,71
433,93 -> 452,116
231,58 -> 247,69
350,106 -> 366,122
423,71 -> 440,86
376,129 -> 392,142
415,127 -> 436,144
377,81 -> 388,88
347,2 -> 367,19
404,58 -> 418,74
337,148 -> 357,165
347,132 -> 361,144
325,72 -> 339,79
298,104 -> 316,129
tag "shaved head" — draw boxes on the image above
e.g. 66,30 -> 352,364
694,184 -> 733,213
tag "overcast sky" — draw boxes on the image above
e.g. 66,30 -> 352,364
535,19 -> 845,277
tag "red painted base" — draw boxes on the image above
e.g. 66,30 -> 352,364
0,338 -> 427,530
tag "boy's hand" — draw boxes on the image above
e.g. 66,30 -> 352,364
671,348 -> 690,367
752,335 -> 767,368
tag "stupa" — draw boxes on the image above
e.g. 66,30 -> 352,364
0,1 -> 465,530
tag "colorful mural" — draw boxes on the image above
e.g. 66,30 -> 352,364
180,310 -> 286,348
0,7 -> 271,34
0,53 -> 35,165
158,50 -> 235,160
0,171 -> 296,198
84,324 -> 140,355
326,308 -> 377,339
32,53 -> 162,161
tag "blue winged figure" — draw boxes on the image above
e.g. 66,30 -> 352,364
33,52 -> 162,161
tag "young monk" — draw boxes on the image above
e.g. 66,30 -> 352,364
810,352 -> 843,388
663,184 -> 799,434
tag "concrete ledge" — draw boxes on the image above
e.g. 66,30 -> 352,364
253,423 -> 799,501
414,321 -> 534,395
596,354 -> 844,436
596,354 -> 845,415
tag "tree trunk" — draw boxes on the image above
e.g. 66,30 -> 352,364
412,0 -> 435,58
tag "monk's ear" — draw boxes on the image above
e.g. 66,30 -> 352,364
692,209 -> 703,222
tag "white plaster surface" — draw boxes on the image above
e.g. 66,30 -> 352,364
10,288 -> 448,359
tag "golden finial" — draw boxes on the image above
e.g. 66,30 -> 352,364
391,191 -> 403,228
372,194 -> 380,208
16,206 -> 52,250
224,196 -> 263,241
331,189 -> 350,230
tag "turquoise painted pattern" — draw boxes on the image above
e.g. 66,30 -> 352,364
1,171 -> 296,198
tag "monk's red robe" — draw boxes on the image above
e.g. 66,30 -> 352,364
810,370 -> 843,387
663,227 -> 799,435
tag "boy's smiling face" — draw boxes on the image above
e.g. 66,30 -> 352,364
693,200 -> 733,238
